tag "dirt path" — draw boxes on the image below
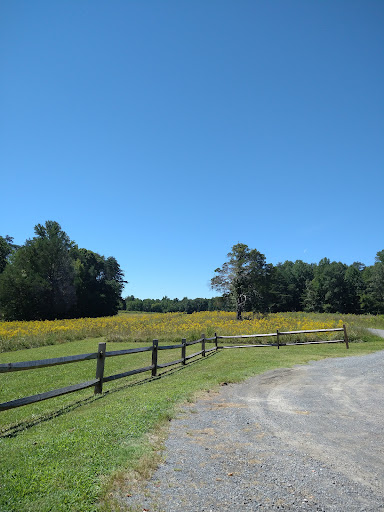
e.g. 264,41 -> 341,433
126,346 -> 384,511
367,328 -> 384,338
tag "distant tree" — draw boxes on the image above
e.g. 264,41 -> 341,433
375,250 -> 384,264
344,262 -> 366,314
303,258 -> 359,314
322,261 -> 350,313
71,248 -> 126,317
0,221 -> 76,320
184,299 -> 195,314
0,221 -> 126,320
151,300 -> 163,313
361,250 -> 384,314
211,243 -> 272,320
193,298 -> 209,312
119,248 -> 384,317
208,295 -> 232,311
302,278 -> 319,313
0,235 -> 18,274
270,260 -> 314,312
125,295 -> 143,311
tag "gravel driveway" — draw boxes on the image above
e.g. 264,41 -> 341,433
127,339 -> 384,511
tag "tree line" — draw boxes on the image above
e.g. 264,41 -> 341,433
122,295 -> 228,314
0,221 -> 125,320
210,243 -> 384,319
123,243 -> 383,318
1,231 -> 383,321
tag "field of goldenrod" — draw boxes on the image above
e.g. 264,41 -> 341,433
0,311 -> 349,353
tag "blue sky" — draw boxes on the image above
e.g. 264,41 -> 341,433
1,0 -> 383,299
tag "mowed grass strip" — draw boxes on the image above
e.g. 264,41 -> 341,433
1,333 -> 384,512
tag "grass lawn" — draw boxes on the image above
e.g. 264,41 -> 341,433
0,331 -> 383,511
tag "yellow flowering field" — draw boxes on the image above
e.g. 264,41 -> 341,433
0,311 -> 349,353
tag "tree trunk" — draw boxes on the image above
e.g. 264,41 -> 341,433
236,296 -> 243,320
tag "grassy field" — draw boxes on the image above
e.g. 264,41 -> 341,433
2,310 -> 384,353
1,312 -> 384,511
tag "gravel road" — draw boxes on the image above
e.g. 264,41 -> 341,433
126,340 -> 384,512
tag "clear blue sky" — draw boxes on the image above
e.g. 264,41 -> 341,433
1,0 -> 383,299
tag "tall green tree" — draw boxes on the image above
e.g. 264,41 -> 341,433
303,258 -> 362,314
361,250 -> 384,314
0,235 -> 18,274
71,248 -> 126,317
0,221 -> 126,320
344,262 -> 366,314
0,221 -> 76,320
211,243 -> 272,319
270,260 -> 314,312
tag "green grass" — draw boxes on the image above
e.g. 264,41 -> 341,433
1,333 -> 384,511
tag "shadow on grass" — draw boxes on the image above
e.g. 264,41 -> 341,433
0,351 -> 218,439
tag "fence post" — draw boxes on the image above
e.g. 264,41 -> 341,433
152,339 -> 159,376
94,342 -> 106,394
343,325 -> 349,349
215,332 -> 218,351
182,338 -> 186,365
276,329 -> 280,349
201,333 -> 206,357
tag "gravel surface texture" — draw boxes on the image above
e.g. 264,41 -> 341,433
126,342 -> 384,512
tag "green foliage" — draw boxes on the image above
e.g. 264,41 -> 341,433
303,259 -> 351,313
363,259 -> 384,314
123,295 -> 223,314
0,235 -> 18,274
0,222 -> 76,320
128,245 -> 384,318
270,260 -> 314,312
344,263 -> 365,314
0,222 -> 125,321
212,245 -> 384,316
71,248 -> 125,318
375,250 -> 384,264
211,243 -> 272,319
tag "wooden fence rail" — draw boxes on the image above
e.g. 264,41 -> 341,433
0,333 -> 212,411
217,326 -> 349,350
0,326 -> 348,412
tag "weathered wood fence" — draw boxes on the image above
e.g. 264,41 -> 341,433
0,333 -> 217,411
0,326 -> 348,412
217,326 -> 349,350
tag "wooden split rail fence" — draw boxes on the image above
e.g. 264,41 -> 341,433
0,334 -> 217,412
0,326 -> 349,412
218,325 -> 349,350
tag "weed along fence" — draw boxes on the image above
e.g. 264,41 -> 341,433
0,326 -> 349,412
